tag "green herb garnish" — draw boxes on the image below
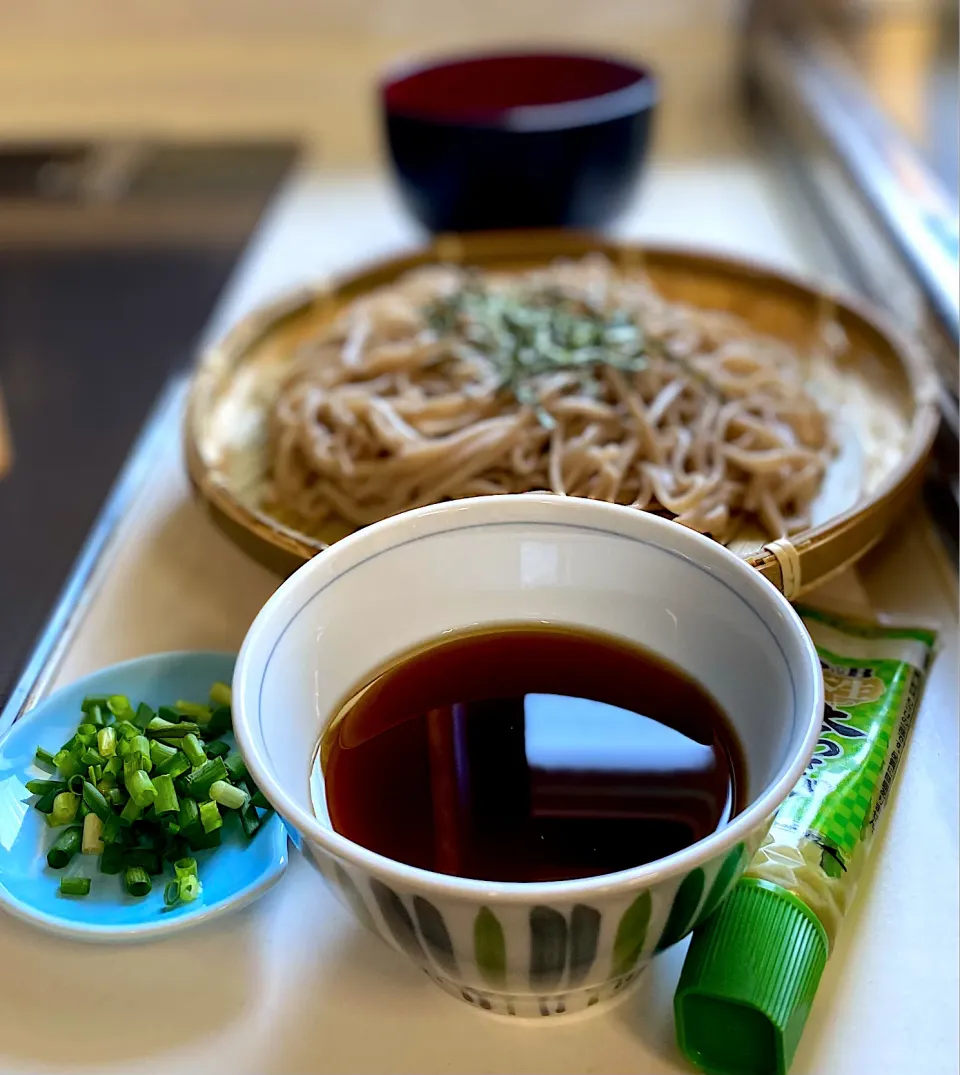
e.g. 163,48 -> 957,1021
425,281 -> 651,428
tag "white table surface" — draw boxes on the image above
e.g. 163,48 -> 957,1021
0,163 -> 956,1075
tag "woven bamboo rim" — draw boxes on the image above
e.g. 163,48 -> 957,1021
184,232 -> 940,597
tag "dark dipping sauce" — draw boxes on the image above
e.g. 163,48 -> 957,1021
318,624 -> 745,882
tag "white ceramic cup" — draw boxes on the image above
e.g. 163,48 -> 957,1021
233,495 -> 823,1018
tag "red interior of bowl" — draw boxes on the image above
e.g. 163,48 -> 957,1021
382,52 -> 651,123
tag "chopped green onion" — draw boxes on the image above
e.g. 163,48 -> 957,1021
124,866 -> 152,897
158,751 -> 191,780
175,700 -> 212,724
154,738 -> 188,751
179,875 -> 201,903
34,787 -> 63,814
99,843 -> 124,874
209,682 -> 232,708
144,719 -> 200,740
50,791 -> 80,826
198,800 -> 222,834
134,702 -> 156,730
25,779 -> 64,797
238,802 -> 261,839
34,746 -> 57,771
122,762 -> 141,797
174,857 -> 198,881
186,828 -> 221,851
145,716 -> 181,734
46,826 -> 82,869
209,780 -> 247,810
124,849 -> 162,875
201,706 -> 232,740
81,780 -> 112,822
224,753 -> 248,784
33,680 -> 264,908
54,749 -> 83,780
153,774 -> 179,815
59,876 -> 91,897
181,733 -> 206,768
149,741 -> 178,769
181,757 -> 228,801
107,695 -> 134,718
147,829 -> 167,853
178,798 -> 200,833
96,727 -> 117,758
82,812 -> 105,855
130,735 -> 152,771
163,836 -> 188,864
126,770 -> 157,809
101,813 -> 123,843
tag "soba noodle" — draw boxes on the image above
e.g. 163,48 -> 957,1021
266,255 -> 834,544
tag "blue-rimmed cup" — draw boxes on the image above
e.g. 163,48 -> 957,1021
232,495 -> 822,1018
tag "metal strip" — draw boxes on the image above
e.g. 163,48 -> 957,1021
745,7 -> 958,344
0,380 -> 12,480
0,375 -> 187,734
743,3 -> 958,563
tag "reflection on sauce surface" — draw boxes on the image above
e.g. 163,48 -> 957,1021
315,624 -> 744,882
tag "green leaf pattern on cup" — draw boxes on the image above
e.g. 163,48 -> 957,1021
414,895 -> 458,976
567,904 -> 601,988
474,907 -> 507,988
370,879 -> 426,963
656,868 -> 705,951
357,862 -> 729,1001
611,890 -> 652,977
529,906 -> 568,990
334,862 -> 378,936
692,843 -> 746,929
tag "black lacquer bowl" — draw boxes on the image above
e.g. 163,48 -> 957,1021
380,51 -> 657,233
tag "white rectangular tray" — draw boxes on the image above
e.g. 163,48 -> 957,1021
1,167 -> 956,1075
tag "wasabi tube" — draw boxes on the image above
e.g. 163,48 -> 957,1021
747,607 -> 938,947
675,608 -> 938,1075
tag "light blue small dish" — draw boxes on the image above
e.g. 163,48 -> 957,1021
0,652 -> 288,943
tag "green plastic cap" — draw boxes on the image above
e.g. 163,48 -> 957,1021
674,878 -> 829,1075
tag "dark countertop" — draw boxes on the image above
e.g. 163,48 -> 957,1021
0,141 -> 297,703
